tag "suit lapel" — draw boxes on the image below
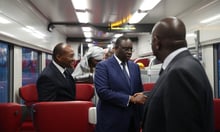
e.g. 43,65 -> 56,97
50,62 -> 70,88
165,50 -> 191,73
111,56 -> 132,90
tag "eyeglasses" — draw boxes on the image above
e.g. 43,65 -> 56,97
120,47 -> 135,52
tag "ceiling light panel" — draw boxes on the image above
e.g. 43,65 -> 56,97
140,0 -> 161,10
71,0 -> 88,10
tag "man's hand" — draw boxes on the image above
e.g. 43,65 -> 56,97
130,92 -> 147,104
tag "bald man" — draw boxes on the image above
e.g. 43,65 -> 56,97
142,17 -> 214,132
37,43 -> 76,101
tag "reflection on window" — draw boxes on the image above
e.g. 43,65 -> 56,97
217,44 -> 220,98
46,53 -> 52,66
0,42 -> 9,103
22,48 -> 39,86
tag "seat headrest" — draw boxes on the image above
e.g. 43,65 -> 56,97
75,83 -> 94,101
19,84 -> 38,103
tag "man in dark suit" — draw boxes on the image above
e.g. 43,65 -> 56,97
94,36 -> 147,132
142,17 -> 214,132
37,43 -> 76,101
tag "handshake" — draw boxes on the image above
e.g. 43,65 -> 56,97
130,92 -> 148,104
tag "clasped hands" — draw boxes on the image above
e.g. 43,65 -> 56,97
130,92 -> 147,104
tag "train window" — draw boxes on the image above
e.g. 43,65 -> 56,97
22,48 -> 39,86
0,42 -> 9,103
46,53 -> 52,66
217,44 -> 220,98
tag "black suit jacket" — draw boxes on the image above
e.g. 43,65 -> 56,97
142,50 -> 214,132
37,62 -> 76,101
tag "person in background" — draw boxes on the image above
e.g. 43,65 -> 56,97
37,42 -> 76,101
72,46 -> 105,83
104,47 -> 114,59
142,17 -> 214,132
94,36 -> 147,132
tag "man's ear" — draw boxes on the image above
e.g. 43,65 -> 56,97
154,36 -> 160,50
56,54 -> 62,61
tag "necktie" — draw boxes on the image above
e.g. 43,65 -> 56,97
64,70 -> 71,79
64,70 -> 74,86
121,62 -> 131,86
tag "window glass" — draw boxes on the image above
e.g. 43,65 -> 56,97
46,53 -> 52,66
217,44 -> 220,97
0,42 -> 9,103
22,48 -> 39,85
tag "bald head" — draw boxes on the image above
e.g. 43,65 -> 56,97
151,17 -> 187,62
52,42 -> 75,68
152,17 -> 186,40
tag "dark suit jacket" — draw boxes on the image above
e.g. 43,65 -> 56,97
37,62 -> 76,101
95,56 -> 144,132
142,50 -> 214,132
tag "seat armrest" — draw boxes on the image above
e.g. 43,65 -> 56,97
88,107 -> 96,124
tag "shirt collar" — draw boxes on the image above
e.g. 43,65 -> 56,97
52,60 -> 66,74
114,54 -> 123,65
162,47 -> 187,70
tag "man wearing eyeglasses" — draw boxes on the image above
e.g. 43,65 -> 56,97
94,36 -> 147,132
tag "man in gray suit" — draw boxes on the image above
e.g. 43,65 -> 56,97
142,17 -> 214,132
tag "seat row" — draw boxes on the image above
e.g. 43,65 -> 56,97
0,83 -> 96,132
1,83 -> 220,132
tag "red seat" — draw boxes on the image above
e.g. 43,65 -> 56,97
19,84 -> 38,132
0,103 -> 22,132
19,84 -> 38,106
32,101 -> 95,132
134,57 -> 150,67
214,98 -> 220,132
143,83 -> 155,91
75,83 -> 94,101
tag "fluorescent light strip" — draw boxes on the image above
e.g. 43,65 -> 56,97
0,16 -> 11,24
22,26 -> 46,39
129,0 -> 161,24
76,11 -> 89,23
186,33 -> 196,38
114,34 -> 123,38
82,27 -> 92,32
0,31 -> 15,38
140,0 -> 161,10
129,11 -> 148,23
85,38 -> 92,42
71,0 -> 88,10
200,14 -> 220,23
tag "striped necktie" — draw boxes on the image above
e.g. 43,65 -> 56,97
121,62 -> 130,86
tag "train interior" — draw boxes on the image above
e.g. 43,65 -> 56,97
0,0 -> 220,131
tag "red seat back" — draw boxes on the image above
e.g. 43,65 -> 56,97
19,84 -> 38,106
0,103 -> 22,132
75,83 -> 94,101
134,57 -> 150,67
214,98 -> 220,131
33,101 -> 94,132
143,83 -> 155,91
19,84 -> 38,131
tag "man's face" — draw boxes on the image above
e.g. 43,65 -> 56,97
58,46 -> 75,68
116,39 -> 133,62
